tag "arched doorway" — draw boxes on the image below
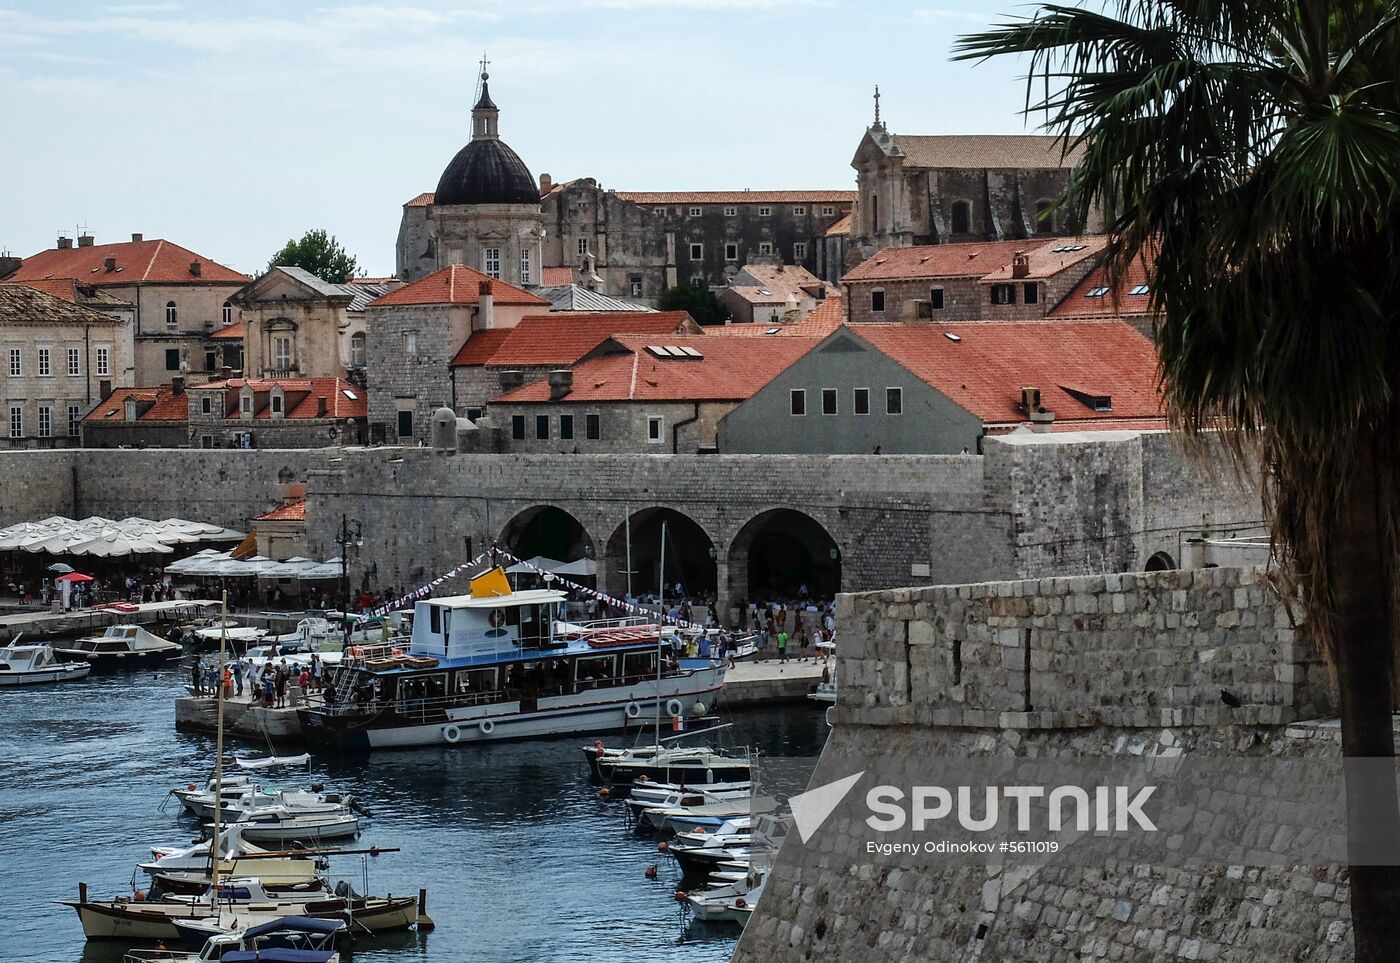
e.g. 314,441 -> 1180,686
605,508 -> 716,599
498,506 -> 592,563
1144,551 -> 1177,572
729,509 -> 840,603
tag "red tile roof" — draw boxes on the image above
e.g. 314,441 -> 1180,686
482,312 -> 697,367
449,327 -> 513,367
842,240 -> 1032,282
368,264 -> 548,308
85,386 -> 189,423
493,335 -> 820,404
255,499 -> 308,522
210,321 -> 245,340
978,236 -> 1108,282
5,238 -> 248,287
614,191 -> 856,205
849,320 -> 1161,426
196,377 -> 368,419
708,295 -> 845,337
824,212 -> 852,236
405,193 -> 435,208
1050,247 -> 1157,319
540,266 -> 574,286
10,278 -> 130,309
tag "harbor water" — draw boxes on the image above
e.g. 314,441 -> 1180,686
0,662 -> 828,963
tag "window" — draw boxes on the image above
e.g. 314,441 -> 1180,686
758,242 -> 773,256
689,242 -> 703,260
404,332 -> 418,356
688,206 -> 702,217
519,248 -> 531,285
990,284 -> 1016,305
821,206 -> 835,216
270,393 -> 283,415
240,393 -> 253,414
1023,282 -> 1039,305
585,413 -> 600,440
165,348 -> 182,371
466,407 -> 483,421
790,389 -> 806,416
886,387 -> 903,414
37,405 -> 51,438
273,336 -> 292,371
576,238 -> 589,256
1129,283 -> 1151,296
397,410 -> 414,438
67,348 -> 80,376
559,414 -> 574,440
95,347 -> 110,376
793,206 -> 806,216
1034,199 -> 1054,233
222,301 -> 233,325
8,348 -> 20,376
724,242 -> 738,261
821,388 -> 837,416
165,301 -> 178,327
8,406 -> 21,439
793,242 -> 807,260
483,248 -> 501,279
511,415 -> 525,440
951,200 -> 971,234
201,396 -> 212,415
871,289 -> 885,312
535,414 -> 549,440
37,348 -> 50,377
201,435 -> 214,449
854,388 -> 870,415
1085,286 -> 1111,298
757,206 -> 771,217
67,404 -> 80,437
629,275 -> 643,298
869,192 -> 879,231
723,206 -> 737,217
647,416 -> 663,443
930,287 -> 945,310
349,332 -> 366,367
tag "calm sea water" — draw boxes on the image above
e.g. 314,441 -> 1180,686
0,662 -> 828,963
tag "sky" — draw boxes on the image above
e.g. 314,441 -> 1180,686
0,0 -> 1045,277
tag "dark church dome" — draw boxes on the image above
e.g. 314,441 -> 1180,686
434,138 -> 539,206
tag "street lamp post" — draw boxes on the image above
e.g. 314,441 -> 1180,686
337,513 -> 364,645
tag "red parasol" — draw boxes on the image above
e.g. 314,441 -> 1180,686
54,572 -> 94,583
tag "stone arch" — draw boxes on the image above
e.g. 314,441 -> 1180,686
497,505 -> 594,564
727,507 -> 841,605
604,507 -> 717,600
1145,550 -> 1177,572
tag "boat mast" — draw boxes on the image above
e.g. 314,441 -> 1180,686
209,588 -> 229,911
625,505 -> 633,601
655,520 -> 666,749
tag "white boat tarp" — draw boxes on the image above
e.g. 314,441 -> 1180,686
235,753 -> 312,770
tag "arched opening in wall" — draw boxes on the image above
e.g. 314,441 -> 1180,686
498,506 -> 592,566
605,508 -> 716,600
730,509 -> 841,603
1144,551 -> 1177,572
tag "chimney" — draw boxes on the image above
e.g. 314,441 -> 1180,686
103,256 -> 116,272
189,259 -> 202,277
477,280 -> 494,329
1022,385 -> 1055,432
131,233 -> 143,243
0,255 -> 20,277
77,233 -> 95,248
1011,251 -> 1031,278
547,369 -> 573,401
316,395 -> 328,417
171,376 -> 185,395
498,369 -> 524,392
539,173 -> 553,194
57,236 -> 73,250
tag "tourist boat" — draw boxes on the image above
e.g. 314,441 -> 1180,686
685,869 -> 765,924
56,624 -> 184,667
211,805 -> 360,845
584,743 -> 752,787
123,915 -> 346,962
298,571 -> 727,750
0,639 -> 92,685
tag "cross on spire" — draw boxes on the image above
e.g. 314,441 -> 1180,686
873,85 -> 882,128
479,51 -> 490,82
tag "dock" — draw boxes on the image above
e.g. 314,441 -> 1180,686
174,657 -> 824,744
0,600 -> 304,643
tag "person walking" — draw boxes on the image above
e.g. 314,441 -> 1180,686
310,654 -> 322,694
798,627 -> 811,662
275,661 -> 289,708
776,628 -> 789,663
221,663 -> 233,700
756,625 -> 769,662
231,658 -> 244,697
191,658 -> 204,697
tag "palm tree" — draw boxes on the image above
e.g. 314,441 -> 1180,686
955,0 -> 1400,956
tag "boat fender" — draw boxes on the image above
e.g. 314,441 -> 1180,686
625,702 -> 642,719
665,698 -> 685,718
657,840 -> 669,853
735,898 -> 748,908
593,739 -> 604,752
692,702 -> 706,717
442,724 -> 462,744
478,719 -> 495,735
637,774 -> 649,783
674,890 -> 687,903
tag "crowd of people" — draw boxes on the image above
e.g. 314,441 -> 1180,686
190,651 -> 328,708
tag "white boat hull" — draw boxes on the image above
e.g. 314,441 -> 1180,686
0,663 -> 90,685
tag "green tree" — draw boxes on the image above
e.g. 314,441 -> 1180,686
267,229 -> 359,284
658,283 -> 727,325
956,2 -> 1400,956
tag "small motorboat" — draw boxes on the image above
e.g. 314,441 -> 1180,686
124,914 -> 346,961
182,785 -> 355,823
56,624 -> 184,668
213,805 -> 361,845
626,778 -> 752,808
809,639 -> 836,703
194,621 -> 266,650
648,795 -> 777,836
585,743 -> 752,787
0,639 -> 91,685
685,869 -> 765,924
670,815 -> 754,847
139,825 -> 319,894
162,876 -> 333,908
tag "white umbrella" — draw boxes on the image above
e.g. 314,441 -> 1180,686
505,555 -> 565,574
47,562 -> 74,573
554,557 -> 599,577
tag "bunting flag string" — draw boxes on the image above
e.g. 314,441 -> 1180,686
365,550 -> 492,619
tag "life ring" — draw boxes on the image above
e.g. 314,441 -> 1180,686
442,724 -> 461,744
488,609 -> 506,628
479,719 -> 495,735
665,698 -> 685,718
625,702 -> 642,719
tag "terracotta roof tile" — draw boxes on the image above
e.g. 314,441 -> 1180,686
449,327 -> 514,367
255,499 -> 308,522
708,295 -> 846,337
540,266 -> 575,286
1050,246 -> 1157,319
824,212 -> 852,236
842,239 -> 1034,282
979,236 -> 1108,282
614,190 -> 856,206
891,134 -> 1082,170
0,283 -> 127,326
10,278 -> 129,308
196,377 -> 367,420
483,312 -> 697,367
849,320 -> 1161,426
4,238 -> 248,287
210,321 -> 245,340
404,192 -> 435,207
85,386 -> 188,423
493,335 -> 819,404
368,264 -> 548,308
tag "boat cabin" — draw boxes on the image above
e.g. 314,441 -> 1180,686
410,588 -> 570,659
0,644 -> 61,671
68,625 -> 167,654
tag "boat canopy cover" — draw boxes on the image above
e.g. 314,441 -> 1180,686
242,915 -> 347,939
221,951 -> 336,963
